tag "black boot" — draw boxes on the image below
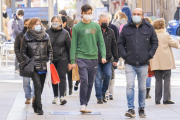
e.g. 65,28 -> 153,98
33,100 -> 37,113
103,94 -> 107,103
36,106 -> 44,115
69,88 -> 72,95
146,88 -> 151,99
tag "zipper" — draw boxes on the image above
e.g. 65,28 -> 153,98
136,27 -> 139,66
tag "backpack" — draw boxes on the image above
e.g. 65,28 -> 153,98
119,24 -> 124,34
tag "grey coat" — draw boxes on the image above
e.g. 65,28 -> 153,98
114,19 -> 127,29
12,15 -> 24,39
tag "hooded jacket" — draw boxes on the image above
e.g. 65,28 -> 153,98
122,5 -> 132,21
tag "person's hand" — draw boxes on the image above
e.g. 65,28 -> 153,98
102,58 -> 107,64
72,64 -> 77,68
68,64 -> 72,71
178,40 -> 180,44
113,62 -> 117,66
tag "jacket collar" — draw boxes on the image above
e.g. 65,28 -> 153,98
25,32 -> 49,41
155,29 -> 166,33
101,27 -> 109,34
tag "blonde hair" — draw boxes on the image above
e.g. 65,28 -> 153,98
153,18 -> 165,29
144,17 -> 152,24
118,12 -> 128,21
114,10 -> 122,19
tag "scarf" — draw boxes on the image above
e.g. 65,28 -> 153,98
3,12 -> 7,18
28,27 -> 46,40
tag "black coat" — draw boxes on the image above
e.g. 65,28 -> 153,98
109,22 -> 119,42
98,27 -> 119,63
14,32 -> 24,63
21,32 -> 53,71
46,28 -> 71,63
118,19 -> 158,66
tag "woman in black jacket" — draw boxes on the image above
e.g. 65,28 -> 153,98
21,18 -> 53,115
46,16 -> 71,105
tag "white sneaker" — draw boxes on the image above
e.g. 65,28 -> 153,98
60,97 -> 67,105
14,70 -> 19,74
52,97 -> 58,104
80,105 -> 86,112
85,107 -> 91,113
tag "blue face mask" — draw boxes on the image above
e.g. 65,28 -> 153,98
35,25 -> 42,31
132,15 -> 142,24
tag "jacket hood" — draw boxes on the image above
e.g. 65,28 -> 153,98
116,19 -> 127,25
122,5 -> 130,9
155,29 -> 166,33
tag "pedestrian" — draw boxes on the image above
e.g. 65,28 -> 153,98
2,4 -> 11,41
21,18 -> 53,115
105,12 -> 120,100
114,12 -> 128,30
150,18 -> 180,105
12,9 -> 24,73
122,3 -> 132,21
61,16 -> 73,95
59,10 -> 74,28
144,17 -> 153,99
71,4 -> 106,113
112,10 -> 121,24
95,12 -> 118,104
14,18 -> 35,104
46,15 -> 71,105
119,8 -> 158,117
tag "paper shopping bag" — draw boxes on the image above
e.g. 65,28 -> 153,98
72,64 -> 80,81
45,61 -> 51,87
50,64 -> 60,84
148,65 -> 154,77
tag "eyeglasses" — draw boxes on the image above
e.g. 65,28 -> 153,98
133,13 -> 142,16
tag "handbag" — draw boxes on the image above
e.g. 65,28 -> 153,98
50,63 -> 60,84
72,64 -> 80,81
19,58 -> 34,77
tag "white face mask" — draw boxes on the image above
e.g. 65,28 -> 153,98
18,16 -> 23,20
3,10 -> 6,13
83,15 -> 91,21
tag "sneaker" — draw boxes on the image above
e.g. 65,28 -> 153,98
32,96 -> 35,104
97,99 -> 103,104
125,109 -> 136,117
163,100 -> 175,104
60,97 -> 67,105
103,94 -> 107,103
85,107 -> 91,113
109,95 -> 113,100
25,98 -> 31,104
139,108 -> 146,117
74,85 -> 78,91
36,107 -> 44,115
155,101 -> 161,104
14,70 -> 19,73
69,89 -> 72,95
80,105 -> 86,112
52,97 -> 58,104
106,96 -> 109,100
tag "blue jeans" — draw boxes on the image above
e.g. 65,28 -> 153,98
125,64 -> 148,109
23,77 -> 34,99
95,62 -> 112,99
146,77 -> 151,88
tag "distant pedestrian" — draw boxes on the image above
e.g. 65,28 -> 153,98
59,10 -> 74,28
150,18 -> 180,105
2,4 -> 11,41
112,10 -> 121,24
119,8 -> 158,117
71,4 -> 106,113
46,16 -> 71,105
21,18 -> 53,115
95,12 -> 118,104
122,3 -> 132,21
14,18 -> 35,105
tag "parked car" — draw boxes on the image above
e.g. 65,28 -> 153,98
167,20 -> 180,36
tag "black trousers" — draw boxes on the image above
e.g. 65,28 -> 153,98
32,72 -> 46,107
67,70 -> 73,91
154,70 -> 171,102
52,60 -> 68,97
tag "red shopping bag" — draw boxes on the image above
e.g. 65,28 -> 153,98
50,64 -> 60,84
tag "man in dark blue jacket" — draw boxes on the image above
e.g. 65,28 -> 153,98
119,8 -> 158,118
122,3 -> 132,21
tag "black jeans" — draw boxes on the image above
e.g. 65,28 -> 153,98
32,72 -> 46,107
52,60 -> 68,97
67,70 -> 73,91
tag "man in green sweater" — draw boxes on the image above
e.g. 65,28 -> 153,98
71,4 -> 106,113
